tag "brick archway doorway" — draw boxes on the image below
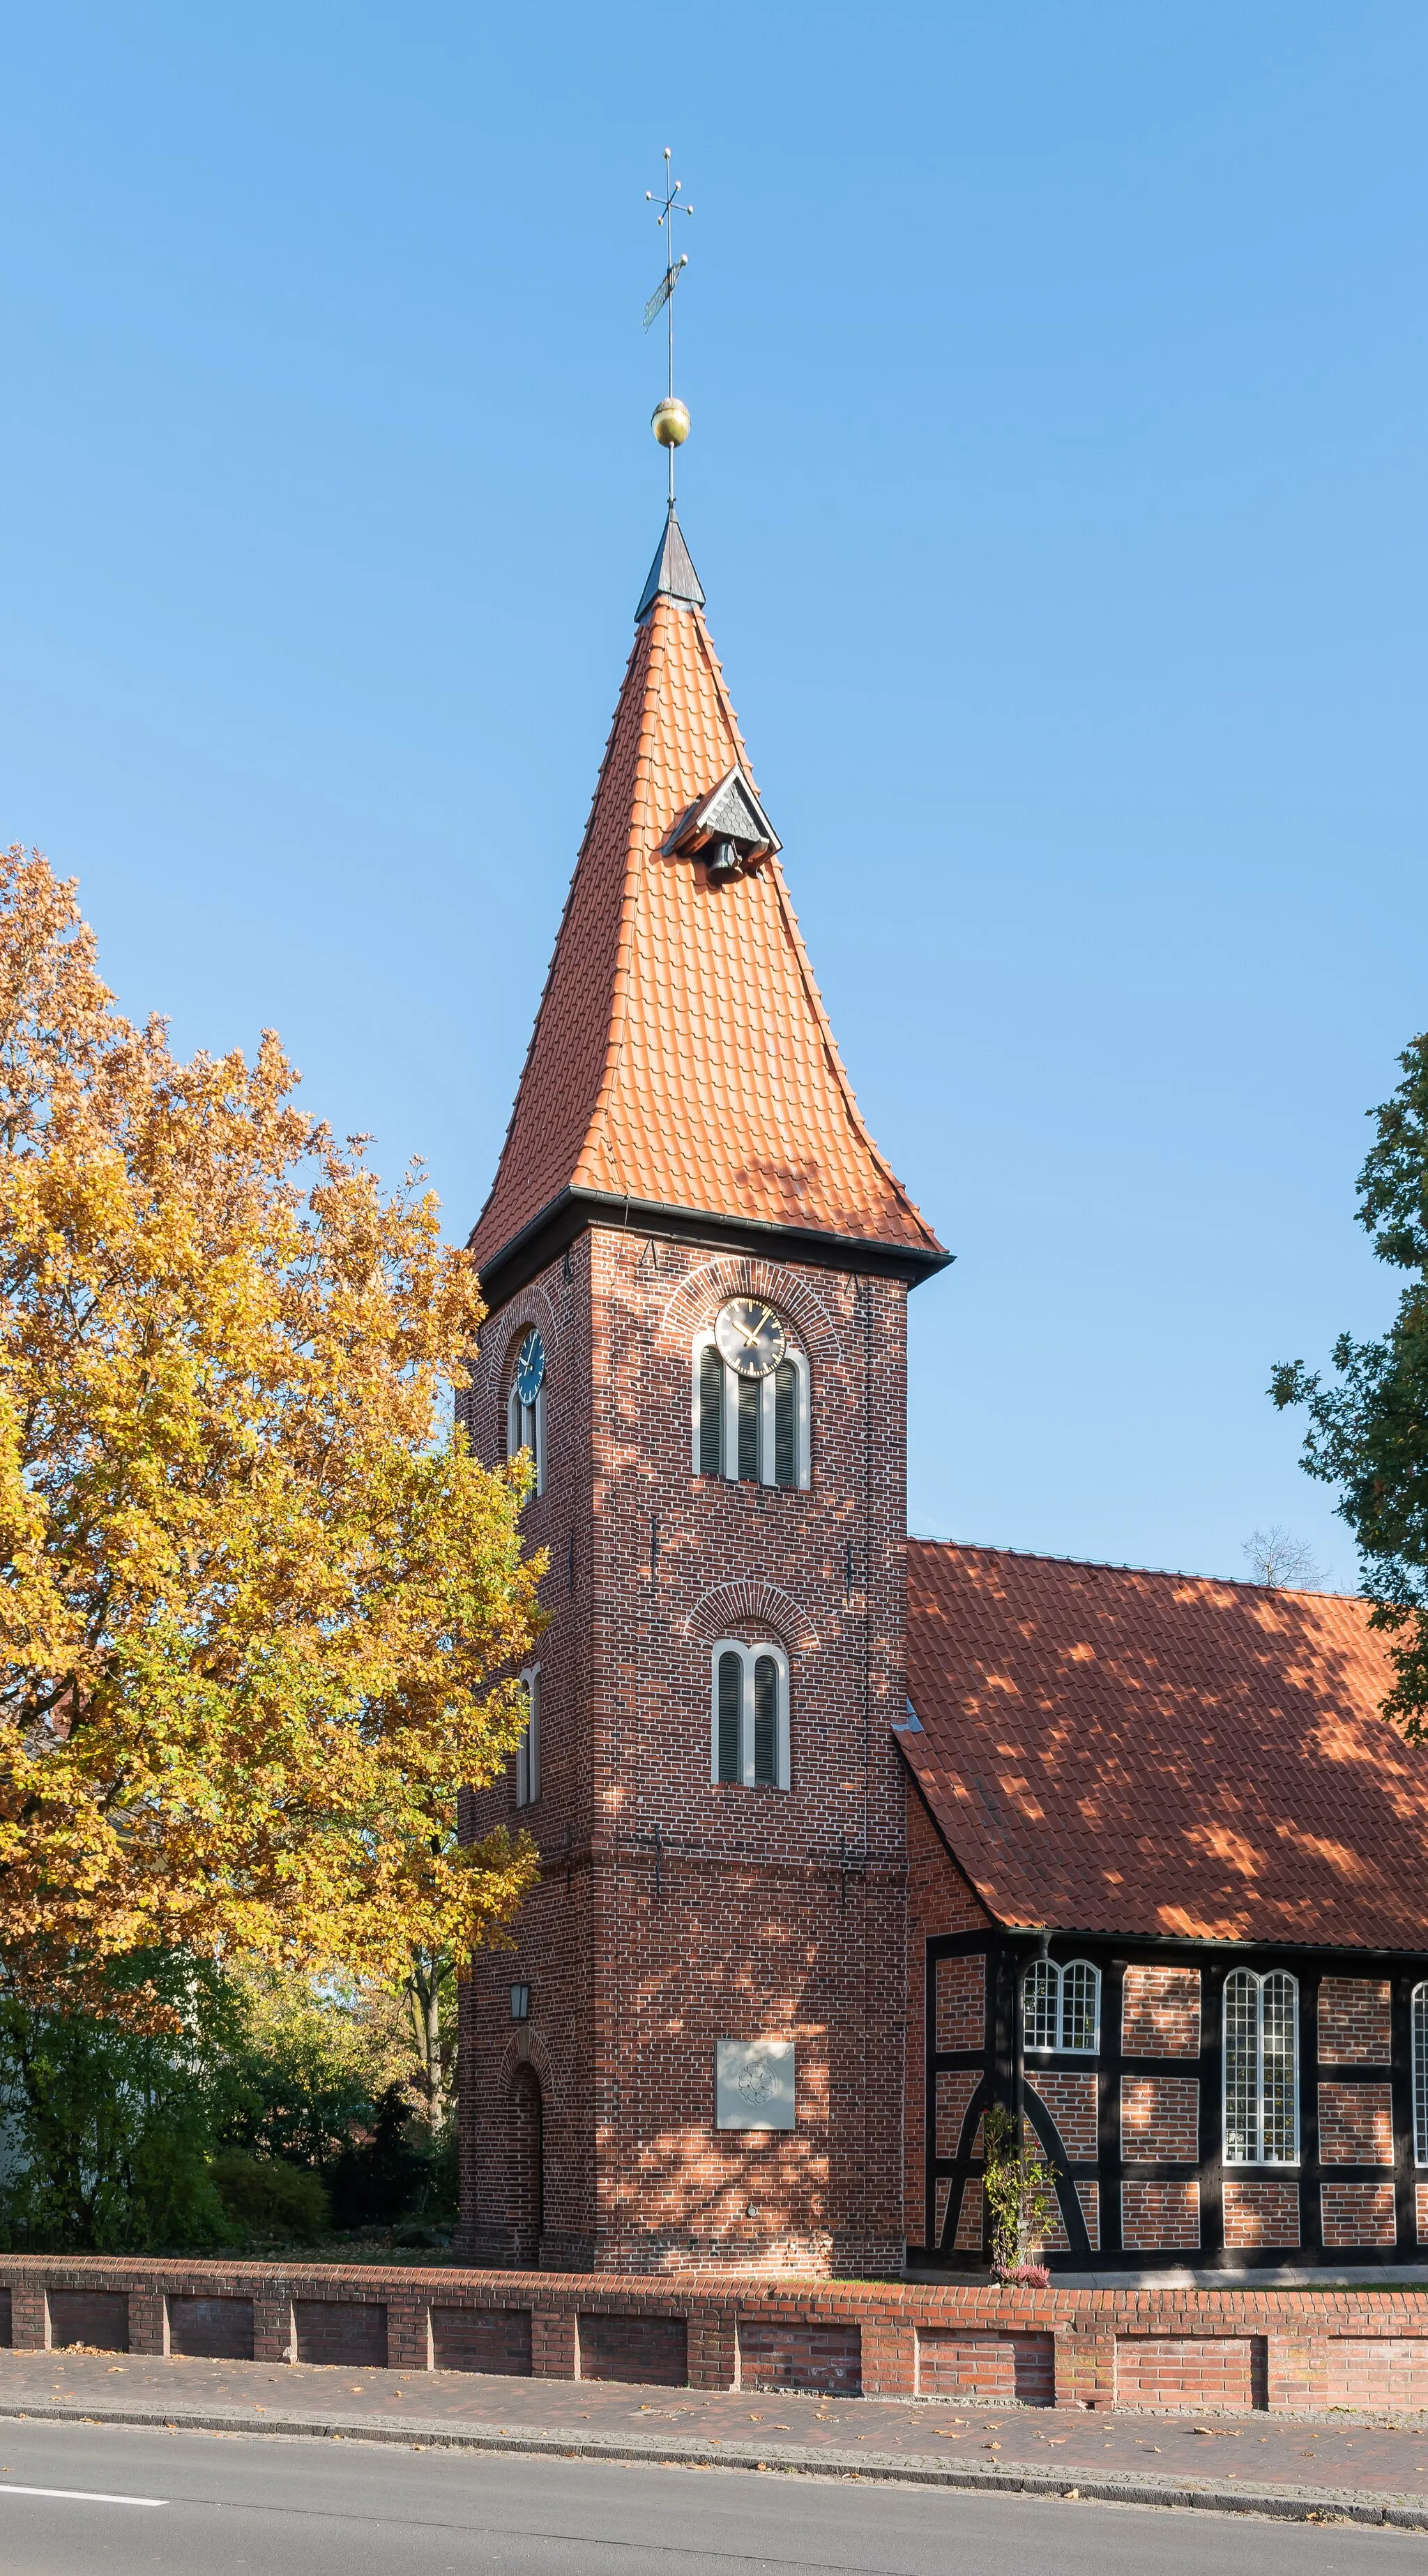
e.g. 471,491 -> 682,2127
510,2062 -> 544,2261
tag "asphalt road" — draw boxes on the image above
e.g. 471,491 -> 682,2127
0,2418 -> 1420,2575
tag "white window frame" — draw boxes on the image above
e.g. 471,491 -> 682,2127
690,1330 -> 810,1489
1402,1978 -> 1412,2163
1022,1957 -> 1101,2055
708,1639 -> 790,1791
515,1666 -> 540,1808
506,1359 -> 546,1497
1223,1967 -> 1299,2166
1413,1983 -> 1428,2166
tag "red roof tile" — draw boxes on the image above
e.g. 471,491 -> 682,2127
469,582 -> 944,1276
901,1540 -> 1428,1952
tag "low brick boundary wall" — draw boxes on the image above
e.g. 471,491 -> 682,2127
3,2259 -> 1428,2410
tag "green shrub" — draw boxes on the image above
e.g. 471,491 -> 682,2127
209,2153 -> 329,2241
0,1953 -> 241,2254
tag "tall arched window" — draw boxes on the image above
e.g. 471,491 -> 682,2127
506,1326 -> 546,1497
1023,1957 -> 1100,2054
1402,1978 -> 1412,2163
710,1640 -> 789,1790
1224,1968 -> 1298,2164
514,1667 -> 540,1808
1413,1983 -> 1428,2165
692,1308 -> 810,1488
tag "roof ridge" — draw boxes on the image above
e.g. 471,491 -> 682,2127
907,1531 -> 1356,1600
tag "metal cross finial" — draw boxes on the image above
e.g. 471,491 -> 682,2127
644,147 -> 693,501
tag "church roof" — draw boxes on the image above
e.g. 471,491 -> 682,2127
898,1538 -> 1428,1955
469,513 -> 946,1286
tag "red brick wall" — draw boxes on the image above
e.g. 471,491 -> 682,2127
919,2328 -> 1053,2403
1318,1977 -> 1392,2065
13,2257 -> 1428,2413
1121,2180 -> 1199,2250
1121,1964 -> 1199,2058
1028,2073 -> 1097,2159
935,1951 -> 986,2052
1223,2179 -> 1299,2249
1319,2082 -> 1393,2165
1322,2181 -> 1397,2247
1120,2075 -> 1198,2160
934,2069 -> 979,2159
459,1232 -> 912,2275
1116,2335 -> 1264,2409
954,2179 -> 984,2252
1325,2338 -> 1428,2407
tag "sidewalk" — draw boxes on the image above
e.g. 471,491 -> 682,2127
3,2347 -> 1428,2527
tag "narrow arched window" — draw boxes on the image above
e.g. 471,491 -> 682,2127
1224,1967 -> 1298,2164
699,1344 -> 724,1476
1402,1978 -> 1412,2163
1415,1984 -> 1428,2166
1022,1957 -> 1100,2054
514,1667 -> 540,1808
709,1641 -> 789,1790
506,1327 -> 547,1497
715,1649 -> 742,1784
692,1314 -> 810,1488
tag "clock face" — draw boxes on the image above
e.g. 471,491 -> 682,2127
514,1328 -> 545,1405
714,1297 -> 787,1379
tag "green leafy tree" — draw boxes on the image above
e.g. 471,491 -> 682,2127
1273,1033 -> 1428,1734
0,1952 -> 241,2252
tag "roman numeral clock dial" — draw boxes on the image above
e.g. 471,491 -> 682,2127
714,1297 -> 786,1378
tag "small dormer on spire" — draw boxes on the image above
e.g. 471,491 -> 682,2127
664,762 -> 780,881
635,500 -> 705,623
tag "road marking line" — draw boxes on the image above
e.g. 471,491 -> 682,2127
0,2484 -> 166,2506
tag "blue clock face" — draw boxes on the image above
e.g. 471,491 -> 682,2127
515,1328 -> 545,1406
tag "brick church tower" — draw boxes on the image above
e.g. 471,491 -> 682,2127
457,503 -> 947,2275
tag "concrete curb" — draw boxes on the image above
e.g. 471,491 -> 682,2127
3,2393 -> 1428,2529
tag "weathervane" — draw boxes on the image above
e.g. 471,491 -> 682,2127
644,149 -> 693,501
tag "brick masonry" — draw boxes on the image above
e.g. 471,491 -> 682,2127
1224,2179 -> 1300,2250
1318,1977 -> 1392,2065
1120,1964 -> 1200,2059
1120,2075 -> 1199,2161
13,2259 -> 1428,2413
458,1231 -> 913,2278
934,2069 -> 979,2160
1121,2181 -> 1200,2251
934,1953 -> 985,2053
1322,2181 -> 1397,2248
1319,2082 -> 1394,2165
1028,2073 -> 1097,2160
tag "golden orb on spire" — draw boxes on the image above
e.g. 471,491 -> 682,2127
651,395 -> 690,448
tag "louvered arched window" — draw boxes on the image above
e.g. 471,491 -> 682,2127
1223,1968 -> 1298,2164
1023,1957 -> 1100,2054
710,1641 -> 789,1790
692,1326 -> 809,1487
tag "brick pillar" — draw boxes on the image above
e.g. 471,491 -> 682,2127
531,2308 -> 577,2379
386,2296 -> 432,2371
128,2289 -> 168,2356
687,2304 -> 737,2391
253,2294 -> 295,2363
1054,2324 -> 1114,2409
10,2284 -> 47,2351
1266,2332 -> 1312,2410
861,2318 -> 916,2397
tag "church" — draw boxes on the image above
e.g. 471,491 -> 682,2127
455,497 -> 1428,2280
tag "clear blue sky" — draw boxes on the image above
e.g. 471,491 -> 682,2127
5,3 -> 1424,1587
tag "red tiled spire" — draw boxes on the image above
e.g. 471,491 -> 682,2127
470,522 -> 946,1283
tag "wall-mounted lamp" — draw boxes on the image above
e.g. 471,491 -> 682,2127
510,1983 -> 531,2022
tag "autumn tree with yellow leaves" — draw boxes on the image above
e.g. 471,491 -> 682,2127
0,847 -> 542,2020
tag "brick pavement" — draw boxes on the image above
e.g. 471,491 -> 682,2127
6,2346 -> 1428,2524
